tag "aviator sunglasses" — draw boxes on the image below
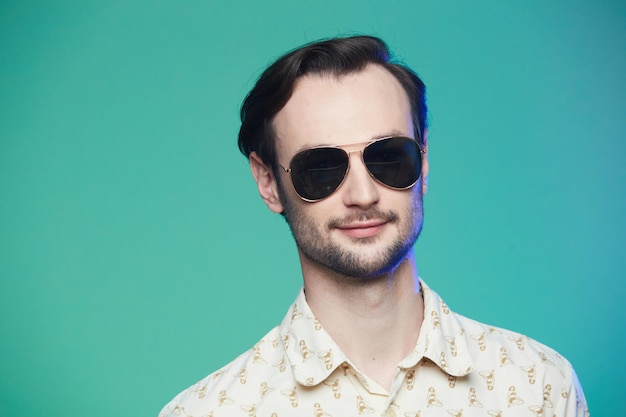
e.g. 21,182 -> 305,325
278,136 -> 426,202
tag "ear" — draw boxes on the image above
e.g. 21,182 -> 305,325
249,152 -> 285,214
421,130 -> 429,195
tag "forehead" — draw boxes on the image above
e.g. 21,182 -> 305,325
272,64 -> 414,157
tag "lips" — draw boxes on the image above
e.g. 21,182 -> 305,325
335,219 -> 388,238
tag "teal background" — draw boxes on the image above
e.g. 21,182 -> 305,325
1,1 -> 624,415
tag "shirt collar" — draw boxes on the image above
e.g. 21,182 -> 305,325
279,288 -> 348,386
278,279 -> 474,386
399,279 -> 475,377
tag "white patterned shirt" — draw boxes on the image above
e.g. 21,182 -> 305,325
159,279 -> 588,417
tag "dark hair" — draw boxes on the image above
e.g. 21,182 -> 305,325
237,35 -> 428,170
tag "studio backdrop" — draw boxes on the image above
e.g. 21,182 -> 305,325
1,1 -> 624,416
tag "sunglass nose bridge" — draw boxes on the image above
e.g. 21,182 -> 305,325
338,140 -> 369,154
342,150 -> 377,184
340,151 -> 382,206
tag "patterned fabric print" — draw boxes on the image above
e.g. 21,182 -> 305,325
159,279 -> 588,417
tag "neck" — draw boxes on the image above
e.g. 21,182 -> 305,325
301,255 -> 424,391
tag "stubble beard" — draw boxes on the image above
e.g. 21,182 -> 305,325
278,183 -> 424,279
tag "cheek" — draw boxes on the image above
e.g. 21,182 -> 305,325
393,189 -> 424,222
386,186 -> 421,206
278,182 -> 323,225
275,173 -> 301,208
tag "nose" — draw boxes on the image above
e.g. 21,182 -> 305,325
341,152 -> 380,208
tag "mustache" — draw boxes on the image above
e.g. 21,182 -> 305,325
327,209 -> 399,229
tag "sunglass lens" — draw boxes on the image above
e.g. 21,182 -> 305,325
290,148 -> 349,201
363,137 -> 422,189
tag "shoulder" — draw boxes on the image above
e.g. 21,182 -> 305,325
422,278 -> 588,415
454,313 -> 587,414
455,312 -> 569,371
158,325 -> 288,417
421,280 -> 577,383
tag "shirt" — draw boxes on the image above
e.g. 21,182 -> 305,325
159,279 -> 588,417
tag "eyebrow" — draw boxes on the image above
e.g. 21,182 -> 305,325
369,130 -> 411,141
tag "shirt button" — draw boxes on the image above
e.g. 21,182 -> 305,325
383,409 -> 397,417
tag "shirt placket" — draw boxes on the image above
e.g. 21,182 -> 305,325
340,362 -> 413,417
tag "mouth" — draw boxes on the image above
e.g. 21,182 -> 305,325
335,219 -> 388,239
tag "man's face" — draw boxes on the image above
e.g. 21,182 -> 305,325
260,64 -> 427,279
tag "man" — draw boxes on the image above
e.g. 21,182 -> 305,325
160,36 -> 588,417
